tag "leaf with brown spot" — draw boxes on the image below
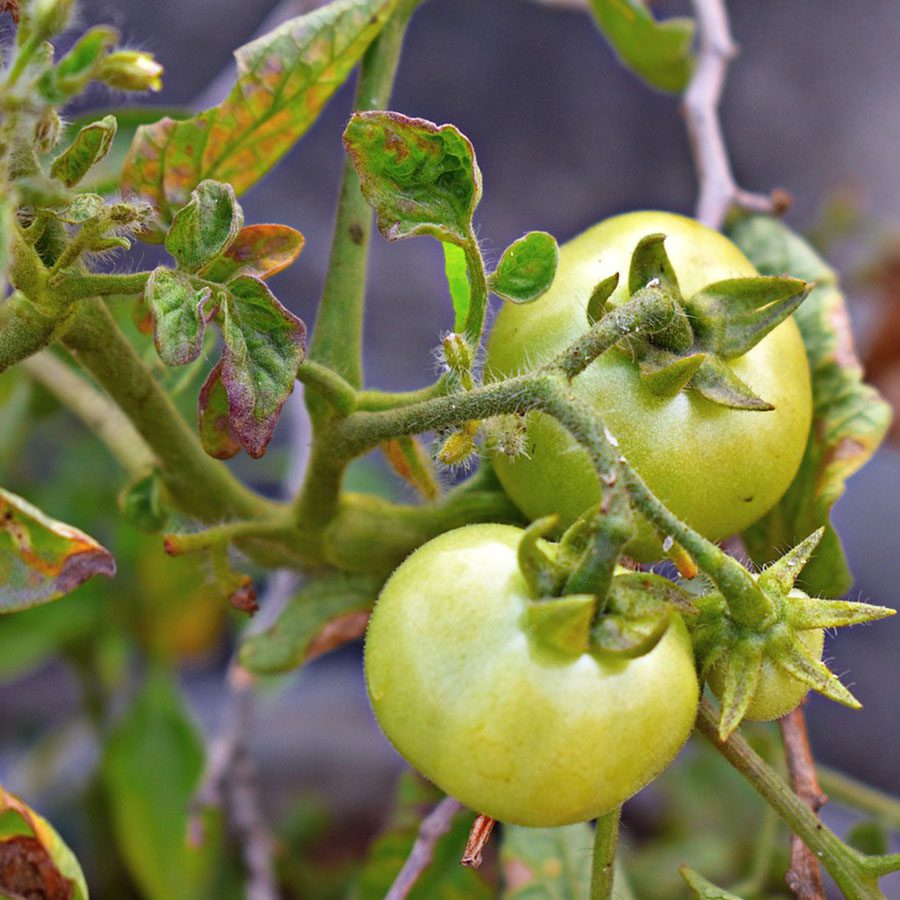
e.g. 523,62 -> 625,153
730,216 -> 891,596
199,224 -> 305,284
239,572 -> 380,673
120,0 -> 397,225
0,787 -> 88,900
0,488 -> 116,614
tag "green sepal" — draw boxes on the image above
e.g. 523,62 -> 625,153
488,231 -> 559,304
716,639 -> 763,739
638,349 -> 707,398
586,271 -> 619,325
686,275 -> 811,359
50,114 -> 117,187
680,866 -> 747,900
691,356 -> 773,410
524,594 -> 596,658
758,528 -> 824,595
165,180 -> 243,272
37,25 -> 118,102
343,111 -> 481,246
628,233 -> 680,297
787,596 -> 895,630
144,266 -> 209,367
775,637 -> 861,709
517,515 -> 567,598
610,570 -> 697,615
591,576 -> 673,658
118,470 -> 168,533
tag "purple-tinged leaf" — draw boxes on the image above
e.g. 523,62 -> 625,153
343,111 -> 481,245
488,231 -> 558,304
120,0 -> 397,221
0,488 -> 115,613
198,360 -> 242,460
200,223 -> 304,284
144,266 -> 209,367
165,180 -> 243,272
219,276 -> 307,458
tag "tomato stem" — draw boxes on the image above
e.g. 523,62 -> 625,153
590,806 -> 622,900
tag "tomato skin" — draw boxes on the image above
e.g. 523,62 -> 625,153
364,523 -> 700,827
486,211 -> 813,560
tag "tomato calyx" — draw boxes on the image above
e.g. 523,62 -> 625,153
516,508 -> 696,659
591,232 -> 813,409
689,528 -> 895,738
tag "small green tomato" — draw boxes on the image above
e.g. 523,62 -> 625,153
364,523 -> 700,827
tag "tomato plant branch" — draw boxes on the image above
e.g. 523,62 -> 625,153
384,794 -> 462,900
305,3 -> 419,425
296,359 -> 358,415
683,0 -> 785,229
54,272 -> 151,301
697,699 -> 898,899
779,706 -> 827,899
61,298 -> 279,523
20,351 -> 156,476
590,807 -> 622,900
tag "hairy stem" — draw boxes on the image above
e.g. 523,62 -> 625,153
697,699 -> 891,900
462,236 -> 490,347
62,298 -> 276,522
55,272 -> 151,301
590,807 -> 621,900
305,3 -> 418,424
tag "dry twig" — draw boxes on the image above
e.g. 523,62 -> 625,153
779,705 -> 828,900
682,0 -> 788,228
385,796 -> 462,900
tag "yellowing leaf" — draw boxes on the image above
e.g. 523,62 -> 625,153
120,0 -> 397,222
0,488 -> 115,613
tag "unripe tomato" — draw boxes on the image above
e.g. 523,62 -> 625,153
487,211 -> 812,559
364,524 -> 700,827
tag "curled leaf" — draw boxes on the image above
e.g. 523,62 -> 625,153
343,111 -> 481,245
165,180 -> 243,272
144,267 -> 209,367
50,114 -> 117,187
0,488 -> 115,613
199,223 -> 304,283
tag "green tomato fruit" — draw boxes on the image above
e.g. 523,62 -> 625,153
364,523 -> 700,827
707,620 -> 825,721
487,211 -> 812,560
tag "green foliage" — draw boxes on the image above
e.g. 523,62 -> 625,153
442,242 -> 471,332
0,487 -> 115,612
165,180 -> 244,273
145,267 -> 209,367
488,231 -> 559,305
730,215 -> 892,595
120,0 -> 398,220
353,772 -> 491,900
587,0 -> 695,93
240,572 -> 379,673
343,111 -> 481,245
101,670 -> 209,900
500,822 -> 593,898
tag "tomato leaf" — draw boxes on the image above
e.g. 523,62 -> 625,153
240,572 -> 379,674
197,360 -> 242,460
343,111 -> 482,246
101,670 -> 205,900
118,470 -> 168,533
587,0 -> 696,94
489,231 -> 559,304
0,488 -> 116,613
199,223 -> 304,284
50,114 -> 117,187
442,241 -> 471,331
120,0 -> 397,221
0,786 -> 89,900
144,267 -> 210,366
218,275 -> 307,458
354,771 -> 492,900
729,215 -> 892,596
501,823 -> 593,898
165,180 -> 243,273
680,866 -> 746,899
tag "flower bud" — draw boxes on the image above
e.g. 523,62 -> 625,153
98,50 -> 163,92
437,428 -> 477,467
32,0 -> 74,39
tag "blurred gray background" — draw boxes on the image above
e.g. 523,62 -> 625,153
68,0 -> 900,807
